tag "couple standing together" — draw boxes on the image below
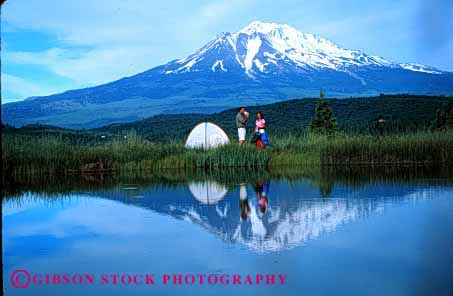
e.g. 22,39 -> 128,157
235,107 -> 270,148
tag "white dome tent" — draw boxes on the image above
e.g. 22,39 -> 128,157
185,122 -> 230,149
188,180 -> 228,204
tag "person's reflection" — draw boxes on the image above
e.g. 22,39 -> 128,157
239,183 -> 251,220
254,179 -> 269,215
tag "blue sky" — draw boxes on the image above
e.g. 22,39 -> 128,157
2,0 -> 452,103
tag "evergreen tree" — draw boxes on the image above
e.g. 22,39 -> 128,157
310,90 -> 337,134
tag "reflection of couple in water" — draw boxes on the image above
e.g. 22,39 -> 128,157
239,179 -> 270,220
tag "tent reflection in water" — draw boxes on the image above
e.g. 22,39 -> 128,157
188,181 -> 228,204
185,122 -> 230,149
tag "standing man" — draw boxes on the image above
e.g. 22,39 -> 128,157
236,107 -> 249,145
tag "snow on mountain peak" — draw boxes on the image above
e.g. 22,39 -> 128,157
239,21 -> 292,35
244,35 -> 262,73
240,22 -> 397,69
399,63 -> 443,74
164,21 -> 443,76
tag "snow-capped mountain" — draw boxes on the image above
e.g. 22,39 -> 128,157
2,21 -> 452,128
164,21 -> 443,76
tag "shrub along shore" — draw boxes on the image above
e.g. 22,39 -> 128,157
2,130 -> 453,176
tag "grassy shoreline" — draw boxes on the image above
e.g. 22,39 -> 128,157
3,131 -> 453,176
4,164 -> 453,200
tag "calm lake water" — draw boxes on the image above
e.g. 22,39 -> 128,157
3,167 -> 453,296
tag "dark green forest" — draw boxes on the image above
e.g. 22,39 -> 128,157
2,94 -> 452,143
96,94 -> 453,142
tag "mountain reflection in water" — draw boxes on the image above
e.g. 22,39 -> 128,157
99,179 -> 447,253
4,166 -> 452,253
